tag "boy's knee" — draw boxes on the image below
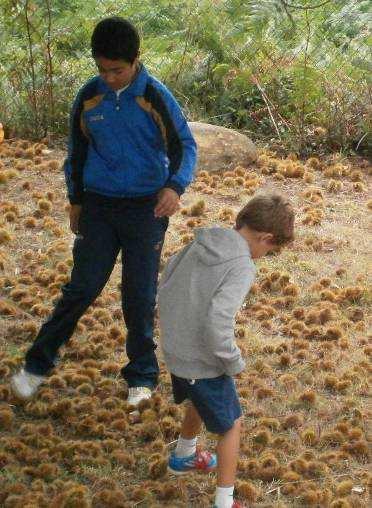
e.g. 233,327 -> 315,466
231,417 -> 242,430
216,417 -> 242,437
61,282 -> 101,305
227,417 -> 242,433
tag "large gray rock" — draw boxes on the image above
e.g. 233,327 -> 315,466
189,121 -> 257,173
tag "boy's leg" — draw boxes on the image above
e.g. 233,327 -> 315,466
168,376 -> 217,474
194,377 -> 241,508
119,201 -> 168,390
174,401 -> 202,458
179,401 -> 203,439
184,375 -> 243,506
24,201 -> 120,376
216,417 -> 241,486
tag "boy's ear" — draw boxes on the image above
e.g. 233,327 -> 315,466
261,232 -> 274,244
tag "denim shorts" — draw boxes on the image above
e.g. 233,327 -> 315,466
171,373 -> 241,435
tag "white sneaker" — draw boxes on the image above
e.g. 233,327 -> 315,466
11,368 -> 46,400
127,386 -> 152,406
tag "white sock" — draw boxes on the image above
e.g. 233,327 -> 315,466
214,486 -> 234,508
175,436 -> 197,458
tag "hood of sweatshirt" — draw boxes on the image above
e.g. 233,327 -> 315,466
193,227 -> 252,266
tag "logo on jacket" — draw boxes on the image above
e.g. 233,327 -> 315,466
89,115 -> 104,122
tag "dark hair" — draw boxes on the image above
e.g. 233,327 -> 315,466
91,17 -> 140,63
236,193 -> 295,245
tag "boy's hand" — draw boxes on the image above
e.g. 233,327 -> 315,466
155,188 -> 180,217
69,204 -> 82,234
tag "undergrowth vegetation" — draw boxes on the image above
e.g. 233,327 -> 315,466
0,0 -> 370,153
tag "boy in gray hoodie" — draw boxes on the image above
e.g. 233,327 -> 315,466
158,193 -> 294,508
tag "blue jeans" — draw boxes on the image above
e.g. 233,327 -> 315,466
25,192 -> 168,389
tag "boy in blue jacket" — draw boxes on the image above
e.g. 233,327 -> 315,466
158,194 -> 294,508
11,17 -> 196,405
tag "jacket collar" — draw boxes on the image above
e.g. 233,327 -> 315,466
98,63 -> 149,98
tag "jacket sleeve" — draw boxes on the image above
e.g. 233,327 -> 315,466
203,263 -> 256,376
145,83 -> 197,196
63,86 -> 90,205
162,88 -> 197,196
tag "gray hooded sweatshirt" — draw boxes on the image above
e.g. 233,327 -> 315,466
158,227 -> 256,379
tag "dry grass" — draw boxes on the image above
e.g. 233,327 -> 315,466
0,139 -> 371,507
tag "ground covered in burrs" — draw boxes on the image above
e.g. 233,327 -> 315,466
0,139 -> 370,507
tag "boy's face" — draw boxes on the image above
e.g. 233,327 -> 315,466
95,56 -> 138,90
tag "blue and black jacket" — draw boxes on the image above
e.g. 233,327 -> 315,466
64,64 -> 197,205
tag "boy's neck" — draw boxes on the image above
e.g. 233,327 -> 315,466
235,226 -> 254,253
235,226 -> 264,259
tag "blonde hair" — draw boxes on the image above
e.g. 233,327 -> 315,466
236,193 -> 294,245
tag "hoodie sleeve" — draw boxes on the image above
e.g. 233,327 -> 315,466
203,262 -> 256,376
